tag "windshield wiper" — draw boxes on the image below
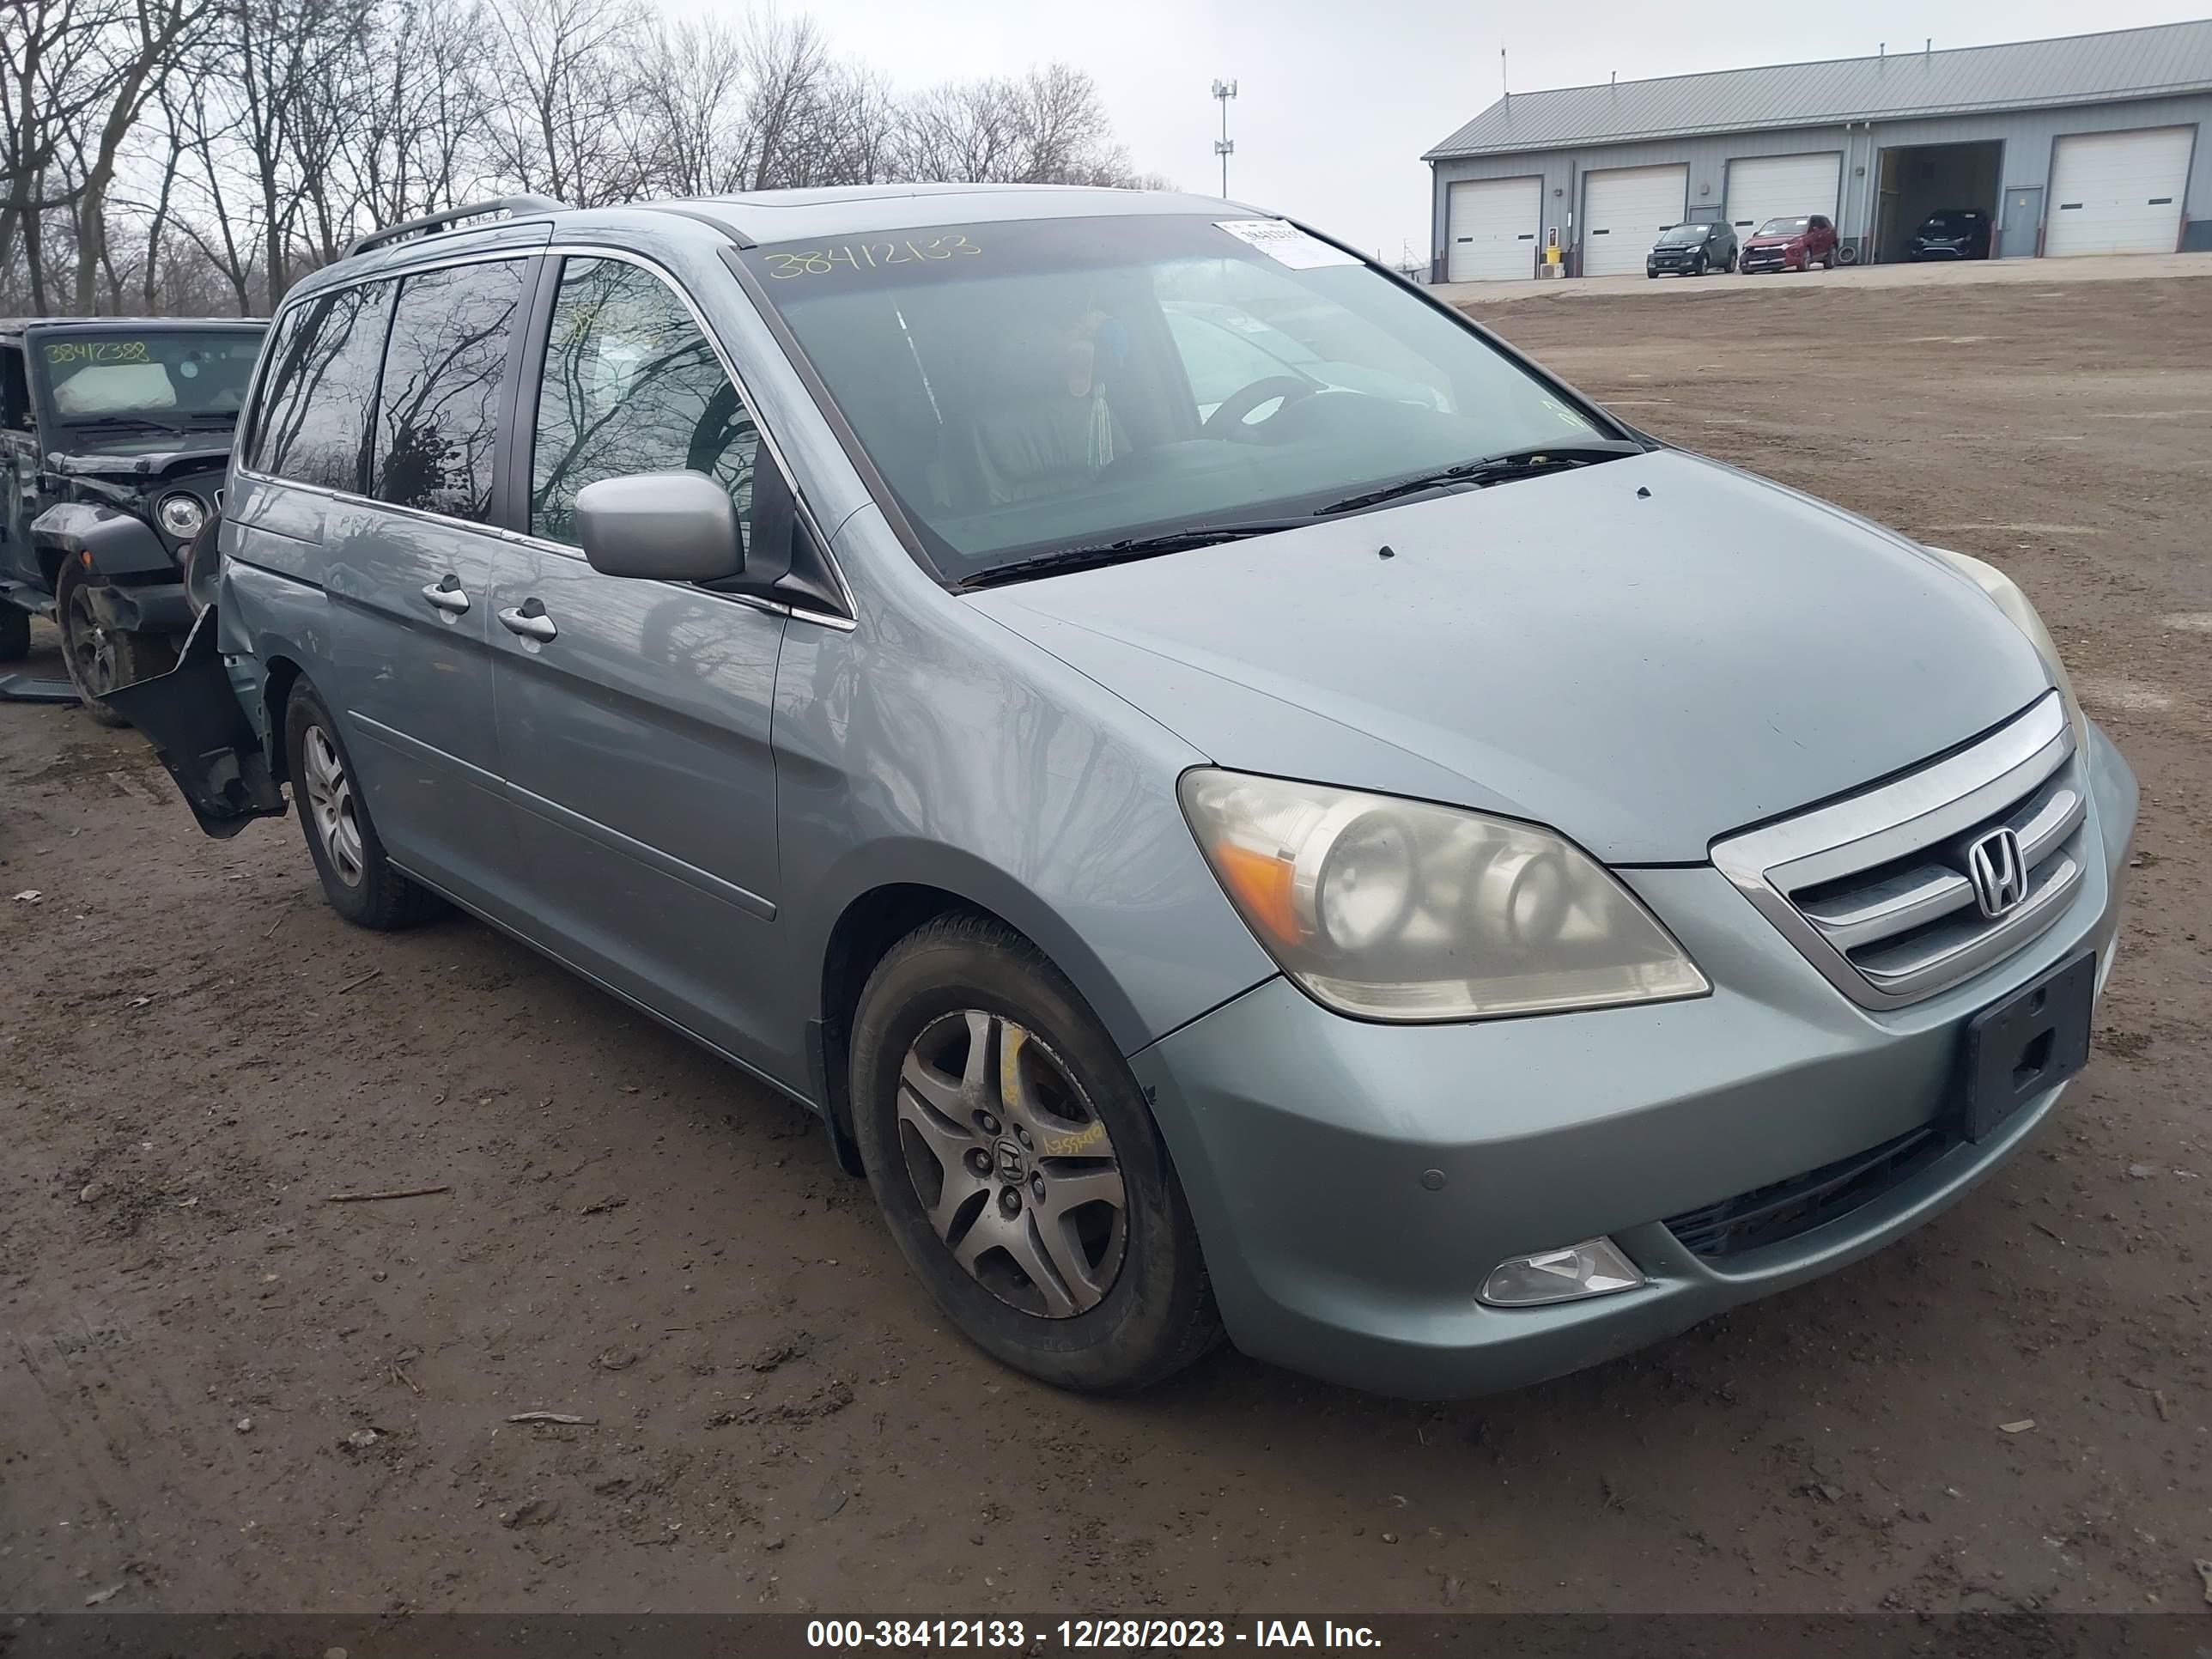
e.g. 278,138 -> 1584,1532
963,520 -> 1310,589
1316,440 -> 1644,516
61,414 -> 190,434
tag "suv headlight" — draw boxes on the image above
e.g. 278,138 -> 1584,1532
155,490 -> 205,540
1923,545 -> 2090,752
1179,769 -> 1709,1022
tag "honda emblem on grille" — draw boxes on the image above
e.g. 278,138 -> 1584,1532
1966,827 -> 2028,919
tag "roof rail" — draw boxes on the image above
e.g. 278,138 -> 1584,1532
342,195 -> 567,260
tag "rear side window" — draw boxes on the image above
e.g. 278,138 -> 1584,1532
251,281 -> 394,490
372,259 -> 528,521
528,257 -> 757,550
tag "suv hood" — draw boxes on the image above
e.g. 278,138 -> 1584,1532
1744,234 -> 1802,249
972,449 -> 2052,864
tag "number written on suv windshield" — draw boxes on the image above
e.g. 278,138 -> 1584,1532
761,235 -> 982,277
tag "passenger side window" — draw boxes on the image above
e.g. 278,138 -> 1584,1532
372,258 -> 527,521
529,257 -> 757,550
252,281 -> 395,491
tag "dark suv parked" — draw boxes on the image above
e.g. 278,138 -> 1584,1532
1646,222 -> 1737,277
0,317 -> 265,721
1905,209 -> 1993,261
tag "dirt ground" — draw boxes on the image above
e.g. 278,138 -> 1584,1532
3,265 -> 2208,1618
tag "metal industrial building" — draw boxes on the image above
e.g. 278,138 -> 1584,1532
1425,21 -> 2212,281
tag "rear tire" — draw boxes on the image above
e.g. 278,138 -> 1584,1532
849,914 -> 1221,1393
283,681 -> 447,930
0,602 -> 28,663
55,562 -> 174,727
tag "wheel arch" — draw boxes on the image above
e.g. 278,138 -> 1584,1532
805,857 -> 1155,1178
257,653 -> 306,782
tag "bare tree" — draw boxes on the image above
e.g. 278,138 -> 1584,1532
3,0 -> 1164,318
3,0 -> 130,308
896,65 -> 1139,188
634,15 -> 748,197
160,68 -> 259,311
483,0 -> 649,206
65,0 -> 210,312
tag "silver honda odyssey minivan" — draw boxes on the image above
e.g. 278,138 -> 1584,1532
120,185 -> 2136,1398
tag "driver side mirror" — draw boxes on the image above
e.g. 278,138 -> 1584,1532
574,471 -> 743,583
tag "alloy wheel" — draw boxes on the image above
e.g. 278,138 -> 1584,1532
300,723 -> 366,886
64,584 -> 118,695
895,1009 -> 1127,1318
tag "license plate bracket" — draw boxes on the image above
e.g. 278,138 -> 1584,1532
1959,952 -> 2096,1142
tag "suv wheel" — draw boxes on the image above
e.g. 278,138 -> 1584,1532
0,601 -> 28,664
55,562 -> 173,727
284,681 -> 447,930
849,914 -> 1221,1392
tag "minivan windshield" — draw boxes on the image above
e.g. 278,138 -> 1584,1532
740,215 -> 1622,581
33,329 -> 264,427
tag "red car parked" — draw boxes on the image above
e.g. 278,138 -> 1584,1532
1738,214 -> 1839,273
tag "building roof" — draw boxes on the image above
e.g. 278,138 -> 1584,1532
1424,20 -> 2212,160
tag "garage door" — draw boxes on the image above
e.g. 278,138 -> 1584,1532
1445,176 -> 1541,282
1726,152 -> 1842,244
1582,164 -> 1689,276
2045,127 -> 2191,256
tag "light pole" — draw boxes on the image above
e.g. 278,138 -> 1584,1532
1211,79 -> 1237,198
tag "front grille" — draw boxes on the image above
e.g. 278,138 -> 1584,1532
1662,1126 -> 1952,1259
1712,694 -> 2081,1008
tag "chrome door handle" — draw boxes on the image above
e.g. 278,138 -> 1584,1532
497,602 -> 557,643
421,579 -> 470,615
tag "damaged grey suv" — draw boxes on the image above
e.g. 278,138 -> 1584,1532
118,186 -> 2136,1397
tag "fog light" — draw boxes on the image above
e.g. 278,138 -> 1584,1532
1480,1237 -> 1645,1307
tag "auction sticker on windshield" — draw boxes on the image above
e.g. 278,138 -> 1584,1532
1215,219 -> 1359,269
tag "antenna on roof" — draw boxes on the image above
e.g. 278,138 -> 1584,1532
1878,41 -> 1885,58
1924,37 -> 1932,53
1500,46 -> 1508,100
1610,70 -> 1617,87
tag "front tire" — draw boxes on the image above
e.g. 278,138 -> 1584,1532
283,681 -> 447,930
55,562 -> 173,727
849,914 -> 1221,1392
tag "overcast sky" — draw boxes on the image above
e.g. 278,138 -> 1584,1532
679,0 -> 2207,260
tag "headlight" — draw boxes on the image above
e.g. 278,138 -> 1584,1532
1923,545 -> 2089,752
1179,769 -> 1709,1022
155,491 -> 205,539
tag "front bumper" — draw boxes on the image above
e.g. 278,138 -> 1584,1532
86,578 -> 193,636
1739,249 -> 1799,271
1130,722 -> 2137,1398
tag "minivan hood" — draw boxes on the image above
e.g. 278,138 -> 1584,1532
972,449 -> 2052,863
